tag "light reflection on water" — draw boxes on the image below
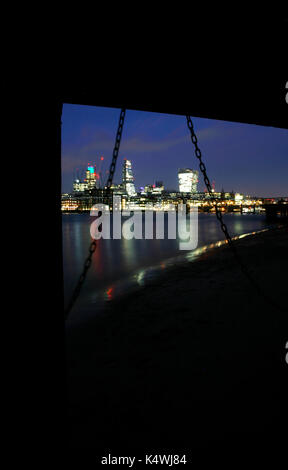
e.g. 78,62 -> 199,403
63,212 -> 270,323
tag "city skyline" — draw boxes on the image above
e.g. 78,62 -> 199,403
71,159 -> 200,196
61,105 -> 288,198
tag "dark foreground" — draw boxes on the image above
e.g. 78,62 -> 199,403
65,226 -> 287,466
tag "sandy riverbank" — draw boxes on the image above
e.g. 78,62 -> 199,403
65,225 -> 287,459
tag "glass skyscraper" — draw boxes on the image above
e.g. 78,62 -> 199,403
122,159 -> 137,196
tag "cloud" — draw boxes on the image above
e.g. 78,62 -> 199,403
61,122 -> 226,182
71,125 -> 222,156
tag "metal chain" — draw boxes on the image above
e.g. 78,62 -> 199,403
64,108 -> 126,319
186,116 -> 238,255
186,115 -> 285,313
106,109 -> 126,189
64,239 -> 97,318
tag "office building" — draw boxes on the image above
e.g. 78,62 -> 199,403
122,159 -> 137,196
178,169 -> 199,193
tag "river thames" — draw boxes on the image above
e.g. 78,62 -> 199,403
62,212 -> 272,323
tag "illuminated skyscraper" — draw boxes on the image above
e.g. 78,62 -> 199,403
178,169 -> 199,193
86,166 -> 97,190
73,165 -> 97,192
122,159 -> 136,196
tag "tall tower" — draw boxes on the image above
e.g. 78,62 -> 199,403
86,165 -> 96,190
122,159 -> 136,196
178,169 -> 199,193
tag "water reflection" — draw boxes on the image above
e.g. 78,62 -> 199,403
106,287 -> 113,300
101,227 -> 271,305
122,237 -> 138,267
63,213 -> 271,318
136,270 -> 145,287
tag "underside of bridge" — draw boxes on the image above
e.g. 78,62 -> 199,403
58,69 -> 287,130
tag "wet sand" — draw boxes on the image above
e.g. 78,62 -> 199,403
65,225 -> 287,462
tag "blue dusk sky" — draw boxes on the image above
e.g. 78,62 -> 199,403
61,104 -> 288,198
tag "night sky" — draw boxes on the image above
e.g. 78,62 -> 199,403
62,104 -> 288,198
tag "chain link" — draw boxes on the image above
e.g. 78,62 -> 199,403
64,109 -> 126,319
186,115 -> 285,312
106,109 -> 126,190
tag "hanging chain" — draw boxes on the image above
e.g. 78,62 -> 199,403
64,108 -> 126,319
64,239 -> 98,318
186,115 -> 286,313
106,109 -> 126,189
186,116 -> 238,255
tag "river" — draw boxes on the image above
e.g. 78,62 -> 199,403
63,212 -> 270,323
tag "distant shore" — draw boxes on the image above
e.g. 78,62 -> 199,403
62,207 -> 266,214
